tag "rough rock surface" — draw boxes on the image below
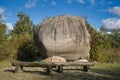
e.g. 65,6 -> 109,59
41,56 -> 66,62
34,15 -> 91,61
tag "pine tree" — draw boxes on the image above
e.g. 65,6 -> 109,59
12,12 -> 34,36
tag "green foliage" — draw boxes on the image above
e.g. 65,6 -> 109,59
0,12 -> 39,61
9,12 -> 38,61
86,22 -> 102,61
9,11 -> 38,61
86,21 -> 120,63
0,23 -> 7,44
17,37 -> 39,61
0,22 -> 8,61
99,48 -> 120,63
11,12 -> 34,36
111,29 -> 120,48
0,43 -> 10,61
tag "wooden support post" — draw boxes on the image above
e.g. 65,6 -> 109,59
15,65 -> 23,73
57,65 -> 63,73
46,66 -> 51,75
20,66 -> 23,70
83,65 -> 88,72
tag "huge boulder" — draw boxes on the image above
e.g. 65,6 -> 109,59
34,15 -> 91,61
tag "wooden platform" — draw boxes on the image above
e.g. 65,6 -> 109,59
11,61 -> 95,75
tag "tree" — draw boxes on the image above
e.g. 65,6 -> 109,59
86,21 -> 108,61
0,14 -> 9,61
86,21 -> 99,61
9,12 -> 39,61
111,29 -> 120,48
11,12 -> 34,36
0,15 -> 7,44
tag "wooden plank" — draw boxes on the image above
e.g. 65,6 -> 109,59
11,61 -> 56,67
53,62 -> 95,66
12,61 -> 95,67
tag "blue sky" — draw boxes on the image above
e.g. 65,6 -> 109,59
0,0 -> 120,30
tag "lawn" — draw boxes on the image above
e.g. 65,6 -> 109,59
0,60 -> 120,80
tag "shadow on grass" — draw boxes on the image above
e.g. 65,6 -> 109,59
4,68 -> 48,75
91,67 -> 120,79
4,69 -> 15,73
4,65 -> 120,80
49,72 -> 114,80
49,66 -> 120,80
23,70 -> 49,75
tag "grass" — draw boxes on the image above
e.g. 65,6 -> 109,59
0,60 -> 120,80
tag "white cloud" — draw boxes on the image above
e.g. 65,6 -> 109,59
67,0 -> 72,4
89,0 -> 96,5
109,6 -> 120,16
50,1 -> 56,6
5,23 -> 13,30
25,0 -> 38,8
0,8 -> 5,15
76,0 -> 85,4
102,18 -> 120,29
107,32 -> 111,34
0,8 -> 13,31
0,7 -> 5,21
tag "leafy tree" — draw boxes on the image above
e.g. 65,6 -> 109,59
11,12 -> 34,36
86,21 -> 99,61
0,14 -> 7,44
85,21 -> 109,61
0,23 -> 7,44
9,12 -> 39,61
0,14 -> 8,61
111,29 -> 120,48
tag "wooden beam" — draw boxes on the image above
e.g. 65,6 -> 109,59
53,62 -> 95,66
11,61 -> 56,67
12,61 -> 95,67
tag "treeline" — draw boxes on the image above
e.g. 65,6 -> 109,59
86,22 -> 120,63
0,12 -> 120,63
0,12 -> 39,61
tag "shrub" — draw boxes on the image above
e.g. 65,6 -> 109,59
17,39 -> 40,61
99,48 -> 120,63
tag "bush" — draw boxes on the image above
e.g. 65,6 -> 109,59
17,39 -> 40,61
0,44 -> 10,61
0,33 -> 40,61
99,48 -> 120,63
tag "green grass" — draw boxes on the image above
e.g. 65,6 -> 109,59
0,61 -> 120,80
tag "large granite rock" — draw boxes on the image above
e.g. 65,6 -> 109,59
34,15 -> 91,61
